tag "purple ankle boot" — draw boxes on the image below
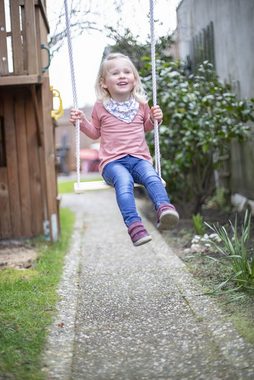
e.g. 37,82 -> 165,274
157,204 -> 179,230
128,221 -> 152,247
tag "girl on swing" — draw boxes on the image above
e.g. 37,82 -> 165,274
70,52 -> 179,246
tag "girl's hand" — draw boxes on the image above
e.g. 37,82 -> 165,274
69,108 -> 85,125
150,105 -> 163,124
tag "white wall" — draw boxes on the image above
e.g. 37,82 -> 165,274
177,0 -> 254,98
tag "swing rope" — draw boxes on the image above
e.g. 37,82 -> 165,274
149,0 -> 161,178
64,0 -> 81,187
64,0 -> 161,189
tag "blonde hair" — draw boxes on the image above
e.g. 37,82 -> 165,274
95,53 -> 147,103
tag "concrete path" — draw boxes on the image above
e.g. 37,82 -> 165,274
43,190 -> 254,380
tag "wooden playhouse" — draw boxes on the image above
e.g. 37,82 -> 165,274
0,0 -> 59,241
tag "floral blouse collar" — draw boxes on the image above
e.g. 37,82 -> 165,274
103,97 -> 139,123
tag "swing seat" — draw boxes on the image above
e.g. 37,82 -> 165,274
74,181 -> 143,193
74,177 -> 166,193
74,180 -> 110,193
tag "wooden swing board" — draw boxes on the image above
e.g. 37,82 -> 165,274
74,180 -> 145,193
74,181 -> 110,193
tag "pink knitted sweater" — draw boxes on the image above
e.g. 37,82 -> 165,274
80,101 -> 154,173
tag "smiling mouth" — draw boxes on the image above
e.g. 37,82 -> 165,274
117,82 -> 128,86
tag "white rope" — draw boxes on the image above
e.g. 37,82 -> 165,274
149,0 -> 161,178
64,0 -> 81,186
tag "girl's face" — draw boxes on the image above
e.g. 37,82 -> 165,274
102,58 -> 136,101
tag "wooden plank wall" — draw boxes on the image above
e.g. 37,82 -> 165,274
24,0 -> 39,74
1,0 -> 42,76
0,96 -> 11,236
0,0 -> 8,75
4,92 -> 22,236
0,88 -> 44,239
14,93 -> 32,235
0,0 -> 59,241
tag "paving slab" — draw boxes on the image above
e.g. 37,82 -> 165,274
43,190 -> 254,380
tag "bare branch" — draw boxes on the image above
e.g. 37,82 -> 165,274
48,1 -> 101,58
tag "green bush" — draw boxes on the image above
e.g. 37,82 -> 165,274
143,60 -> 254,214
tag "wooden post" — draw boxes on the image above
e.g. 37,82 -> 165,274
41,77 -> 59,241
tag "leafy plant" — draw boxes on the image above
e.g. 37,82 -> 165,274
143,60 -> 254,214
206,210 -> 254,293
192,213 -> 205,236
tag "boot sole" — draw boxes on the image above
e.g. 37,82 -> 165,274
133,235 -> 152,247
157,210 -> 179,231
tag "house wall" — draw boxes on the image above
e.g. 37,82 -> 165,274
176,0 -> 254,201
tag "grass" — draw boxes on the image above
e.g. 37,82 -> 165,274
206,210 -> 254,292
192,213 -> 205,236
0,208 -> 75,380
58,179 -> 76,194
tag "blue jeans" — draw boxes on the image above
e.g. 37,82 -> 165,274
102,155 -> 171,227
